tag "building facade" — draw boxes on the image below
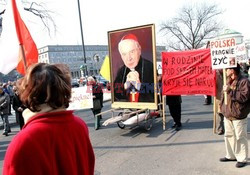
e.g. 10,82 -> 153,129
38,45 -> 109,78
38,45 -> 166,79
213,29 -> 244,45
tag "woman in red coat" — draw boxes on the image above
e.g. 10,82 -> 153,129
3,63 -> 95,175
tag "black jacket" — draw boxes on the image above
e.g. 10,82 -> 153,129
92,83 -> 103,110
12,93 -> 26,112
166,95 -> 182,105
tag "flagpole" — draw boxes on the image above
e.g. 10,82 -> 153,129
19,44 -> 27,71
12,0 -> 28,74
0,0 -> 38,75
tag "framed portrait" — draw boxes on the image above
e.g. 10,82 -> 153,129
108,24 -> 158,110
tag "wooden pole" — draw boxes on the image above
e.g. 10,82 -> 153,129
213,97 -> 217,134
19,44 -> 27,72
223,69 -> 227,105
162,95 -> 166,130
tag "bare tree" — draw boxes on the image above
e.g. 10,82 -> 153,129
160,3 -> 223,51
0,0 -> 56,36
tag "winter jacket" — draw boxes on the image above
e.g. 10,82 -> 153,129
0,92 -> 10,115
3,110 -> 95,175
221,75 -> 250,120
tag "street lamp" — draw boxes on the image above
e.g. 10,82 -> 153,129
77,0 -> 87,76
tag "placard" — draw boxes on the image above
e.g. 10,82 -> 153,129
68,86 -> 93,110
210,38 -> 236,69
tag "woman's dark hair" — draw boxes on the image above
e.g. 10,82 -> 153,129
18,63 -> 72,112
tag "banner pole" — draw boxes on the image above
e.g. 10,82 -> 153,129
222,69 -> 227,105
213,97 -> 217,134
162,95 -> 166,130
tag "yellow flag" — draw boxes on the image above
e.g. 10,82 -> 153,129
100,55 -> 110,81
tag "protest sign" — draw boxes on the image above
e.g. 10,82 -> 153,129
210,38 -> 237,69
162,48 -> 216,96
68,86 -> 93,110
235,43 -> 248,63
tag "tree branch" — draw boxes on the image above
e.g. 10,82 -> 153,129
0,1 -> 56,36
0,9 -> 5,15
160,2 -> 223,50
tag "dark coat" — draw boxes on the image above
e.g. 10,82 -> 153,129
92,83 -> 103,110
166,95 -> 182,105
114,57 -> 154,102
0,92 -> 10,115
12,93 -> 25,112
12,93 -> 26,128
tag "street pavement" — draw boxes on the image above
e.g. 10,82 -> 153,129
1,95 -> 250,175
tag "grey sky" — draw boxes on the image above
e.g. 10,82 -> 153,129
2,0 -> 249,48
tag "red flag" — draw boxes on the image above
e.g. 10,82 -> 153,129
12,0 -> 38,75
0,0 -> 38,75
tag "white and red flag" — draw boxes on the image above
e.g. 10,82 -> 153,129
0,0 -> 38,75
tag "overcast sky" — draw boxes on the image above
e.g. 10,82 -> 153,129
1,0 -> 250,48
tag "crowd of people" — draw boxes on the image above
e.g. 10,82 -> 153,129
0,59 -> 249,173
0,80 -> 27,136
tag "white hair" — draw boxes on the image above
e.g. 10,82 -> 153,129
87,76 -> 95,82
118,39 -> 141,54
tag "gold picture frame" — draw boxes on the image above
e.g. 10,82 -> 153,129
108,24 -> 158,110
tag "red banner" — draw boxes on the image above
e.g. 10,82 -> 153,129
162,48 -> 216,96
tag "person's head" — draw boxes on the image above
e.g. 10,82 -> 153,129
17,63 -> 72,112
53,63 -> 71,82
2,83 -> 7,88
7,81 -> 12,86
226,63 -> 241,80
157,74 -> 162,82
229,57 -> 236,66
12,85 -> 17,92
87,76 -> 96,86
118,34 -> 141,69
12,85 -> 19,96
